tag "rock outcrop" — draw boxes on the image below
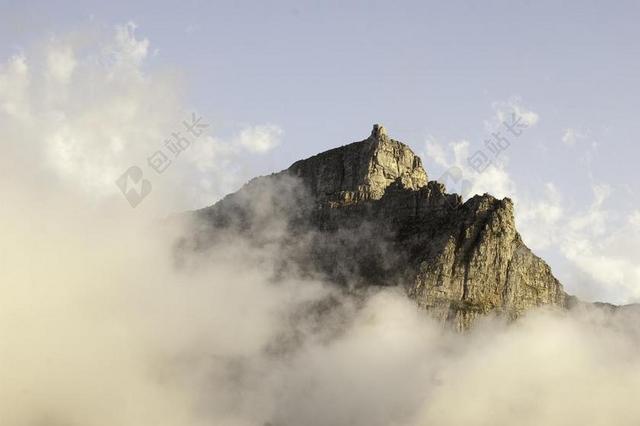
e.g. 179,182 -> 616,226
190,125 -> 567,329
288,124 -> 428,206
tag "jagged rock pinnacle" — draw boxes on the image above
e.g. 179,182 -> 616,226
371,123 -> 387,140
287,125 -> 427,204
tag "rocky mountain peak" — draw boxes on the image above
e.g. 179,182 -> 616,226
370,123 -> 388,140
287,124 -> 428,205
192,125 -> 568,330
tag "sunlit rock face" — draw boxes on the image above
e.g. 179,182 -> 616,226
190,125 -> 567,329
287,124 -> 428,205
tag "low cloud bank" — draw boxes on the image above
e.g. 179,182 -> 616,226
3,168 -> 640,426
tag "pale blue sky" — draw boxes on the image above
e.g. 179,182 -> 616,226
2,0 -> 639,303
12,2 -> 639,197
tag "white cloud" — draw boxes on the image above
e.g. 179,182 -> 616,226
562,127 -> 589,146
0,54 -> 30,119
516,183 -> 564,249
562,127 -> 578,145
0,22 -> 282,213
628,210 -> 640,230
422,137 -> 517,201
424,136 -> 448,167
236,124 -> 283,153
46,44 -> 76,83
0,22 -> 176,201
560,191 -> 640,303
567,184 -> 611,236
422,96 -> 541,202
112,21 -> 149,66
469,161 -> 515,199
487,96 -> 539,132
518,182 -> 640,303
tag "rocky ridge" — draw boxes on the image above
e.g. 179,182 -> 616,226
192,125 -> 568,329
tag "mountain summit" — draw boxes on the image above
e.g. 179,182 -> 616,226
191,125 -> 568,329
288,123 -> 428,205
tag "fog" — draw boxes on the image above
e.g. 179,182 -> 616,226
3,23 -> 640,426
4,156 -> 640,426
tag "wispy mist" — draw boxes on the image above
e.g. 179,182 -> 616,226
2,22 -> 640,426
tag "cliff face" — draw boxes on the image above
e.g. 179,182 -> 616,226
191,125 -> 567,329
288,124 -> 428,205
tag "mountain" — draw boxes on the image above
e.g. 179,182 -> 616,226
187,125 -> 568,329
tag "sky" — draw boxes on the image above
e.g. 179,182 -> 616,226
1,0 -> 639,303
6,3 -> 640,425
